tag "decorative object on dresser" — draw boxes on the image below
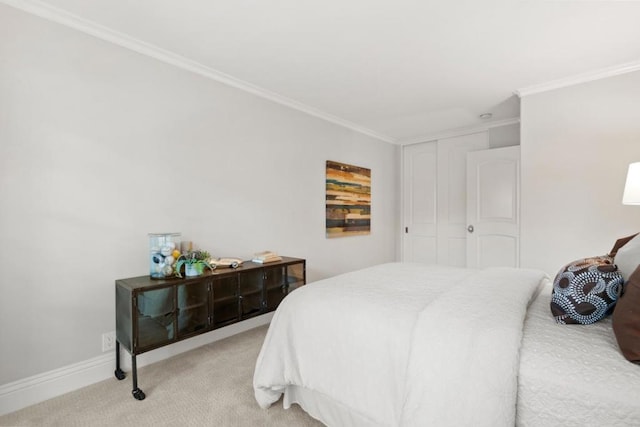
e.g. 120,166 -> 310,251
148,232 -> 181,279
209,257 -> 243,268
115,256 -> 305,400
174,249 -> 215,277
252,251 -> 282,264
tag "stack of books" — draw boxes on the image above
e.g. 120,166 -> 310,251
252,251 -> 282,264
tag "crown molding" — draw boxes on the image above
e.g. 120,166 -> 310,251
515,60 -> 640,98
1,0 -> 396,144
399,117 -> 520,146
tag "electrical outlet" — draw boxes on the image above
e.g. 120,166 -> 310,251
102,331 -> 116,352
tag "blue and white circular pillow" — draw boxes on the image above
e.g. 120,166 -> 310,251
550,256 -> 623,325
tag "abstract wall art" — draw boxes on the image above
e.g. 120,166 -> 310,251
326,160 -> 371,238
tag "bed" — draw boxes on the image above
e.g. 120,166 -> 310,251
253,262 -> 640,426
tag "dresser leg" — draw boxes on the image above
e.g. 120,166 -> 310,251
114,341 -> 125,380
131,354 -> 146,400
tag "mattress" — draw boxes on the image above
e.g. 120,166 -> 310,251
517,282 -> 640,426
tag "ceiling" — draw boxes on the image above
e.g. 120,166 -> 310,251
8,0 -> 640,143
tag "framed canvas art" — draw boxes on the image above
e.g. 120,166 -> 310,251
326,160 -> 371,238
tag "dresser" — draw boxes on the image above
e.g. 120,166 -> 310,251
114,256 -> 306,400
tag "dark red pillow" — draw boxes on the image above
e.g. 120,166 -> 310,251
609,233 -> 639,257
612,265 -> 640,364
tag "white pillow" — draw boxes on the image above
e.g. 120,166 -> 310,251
614,233 -> 640,281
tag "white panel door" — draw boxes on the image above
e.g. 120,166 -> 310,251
402,142 -> 437,263
466,146 -> 520,268
436,132 -> 488,266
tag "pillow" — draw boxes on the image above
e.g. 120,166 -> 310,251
608,233 -> 639,258
550,255 -> 623,325
614,233 -> 640,281
612,264 -> 640,364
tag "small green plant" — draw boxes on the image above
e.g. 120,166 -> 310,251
174,250 -> 215,278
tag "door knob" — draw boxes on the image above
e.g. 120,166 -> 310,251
467,225 -> 474,233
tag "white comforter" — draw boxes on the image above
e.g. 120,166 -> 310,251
253,263 -> 547,426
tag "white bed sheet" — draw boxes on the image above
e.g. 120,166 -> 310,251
254,263 -> 477,426
517,282 -> 640,427
254,262 -> 549,426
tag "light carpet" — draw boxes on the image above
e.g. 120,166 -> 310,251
0,326 -> 323,426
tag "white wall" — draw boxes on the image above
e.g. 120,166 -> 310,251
488,122 -> 520,148
0,5 -> 399,386
520,71 -> 640,276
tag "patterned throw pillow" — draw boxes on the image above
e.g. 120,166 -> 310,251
550,256 -> 623,325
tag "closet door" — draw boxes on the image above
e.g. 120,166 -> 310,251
436,133 -> 488,266
402,142 -> 437,263
466,146 -> 520,268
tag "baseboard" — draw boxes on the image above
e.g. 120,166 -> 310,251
0,352 -> 115,417
0,313 -> 273,416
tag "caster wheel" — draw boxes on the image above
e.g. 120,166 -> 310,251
114,369 -> 125,380
132,388 -> 146,400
